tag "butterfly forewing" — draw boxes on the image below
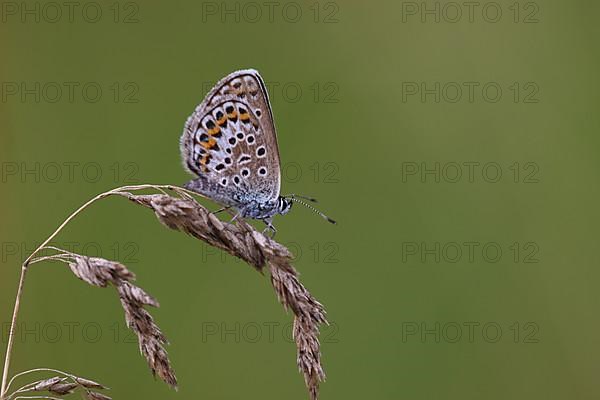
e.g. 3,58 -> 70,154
180,69 -> 281,205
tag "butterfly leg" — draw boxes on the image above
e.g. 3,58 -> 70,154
211,205 -> 232,215
262,218 -> 277,238
229,212 -> 242,224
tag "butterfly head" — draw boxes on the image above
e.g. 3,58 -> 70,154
277,196 -> 294,216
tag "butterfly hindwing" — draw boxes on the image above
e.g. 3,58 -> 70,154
180,69 -> 281,206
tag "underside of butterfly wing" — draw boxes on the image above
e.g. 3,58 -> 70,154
180,69 -> 282,209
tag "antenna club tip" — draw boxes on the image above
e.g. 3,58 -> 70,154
327,217 -> 337,224
295,195 -> 318,203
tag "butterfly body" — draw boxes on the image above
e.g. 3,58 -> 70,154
184,177 -> 293,220
180,69 -> 296,232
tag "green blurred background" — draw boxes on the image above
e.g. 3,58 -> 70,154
1,0 -> 599,399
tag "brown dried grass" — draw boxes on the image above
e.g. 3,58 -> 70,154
5,369 -> 111,400
39,252 -> 177,390
123,191 -> 328,400
1,185 -> 328,400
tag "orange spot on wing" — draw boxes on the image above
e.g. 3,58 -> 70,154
201,138 -> 217,149
199,155 -> 210,172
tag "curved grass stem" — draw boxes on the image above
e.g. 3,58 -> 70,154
0,184 -> 193,399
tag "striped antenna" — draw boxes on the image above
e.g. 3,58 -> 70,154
286,195 -> 336,224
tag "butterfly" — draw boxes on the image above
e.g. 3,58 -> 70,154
180,69 -> 335,236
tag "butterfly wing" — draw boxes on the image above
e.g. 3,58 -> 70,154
180,69 -> 281,206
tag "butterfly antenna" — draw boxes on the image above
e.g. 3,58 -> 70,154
287,196 -> 337,224
284,193 -> 318,203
